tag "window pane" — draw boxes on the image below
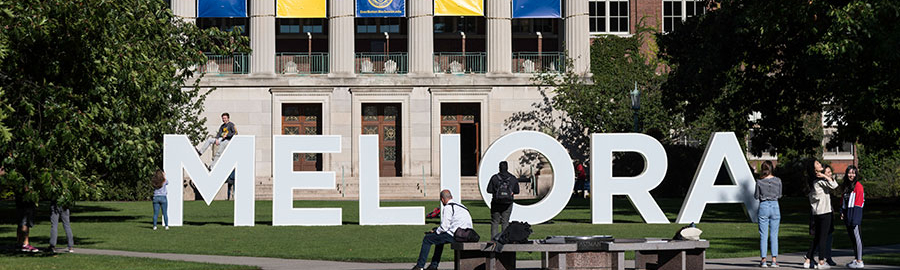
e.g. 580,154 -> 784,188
599,18 -> 606,32
590,18 -> 598,32
620,18 -> 628,32
674,1 -> 682,16
610,2 -> 618,16
619,2 -> 627,16
664,2 -> 672,16
664,18 -> 672,32
610,18 -> 618,32
687,2 -> 695,16
599,3 -> 606,16
590,2 -> 597,16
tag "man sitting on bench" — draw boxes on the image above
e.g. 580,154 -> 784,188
412,190 -> 473,270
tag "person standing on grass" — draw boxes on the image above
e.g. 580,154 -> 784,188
411,190 -> 473,270
196,112 -> 237,166
754,161 -> 782,268
487,161 -> 519,239
841,165 -> 865,269
14,188 -> 39,252
804,160 -> 838,269
150,170 -> 169,231
48,200 -> 75,253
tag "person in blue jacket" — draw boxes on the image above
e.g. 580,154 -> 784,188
841,165 -> 865,269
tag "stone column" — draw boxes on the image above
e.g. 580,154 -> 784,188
329,0 -> 356,77
250,0 -> 276,76
171,0 -> 196,24
565,0 -> 590,75
487,0 -> 512,75
408,0 -> 435,76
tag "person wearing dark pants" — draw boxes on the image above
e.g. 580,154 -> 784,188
15,192 -> 39,253
487,161 -> 518,238
412,190 -> 473,270
48,203 -> 75,253
804,161 -> 838,269
841,165 -> 865,269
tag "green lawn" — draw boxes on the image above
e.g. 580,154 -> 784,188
866,252 -> 900,266
0,252 -> 259,270
1,197 -> 898,263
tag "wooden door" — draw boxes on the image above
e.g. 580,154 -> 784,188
440,103 -> 481,176
362,103 -> 401,177
282,103 -> 322,171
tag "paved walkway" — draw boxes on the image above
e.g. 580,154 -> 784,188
77,244 -> 900,270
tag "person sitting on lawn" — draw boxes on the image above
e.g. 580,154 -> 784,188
412,190 -> 473,270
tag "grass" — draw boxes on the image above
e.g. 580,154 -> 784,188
866,253 -> 900,266
0,252 -> 259,270
1,196 -> 898,263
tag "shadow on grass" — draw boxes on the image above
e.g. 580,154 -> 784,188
0,236 -> 102,248
0,202 -> 123,224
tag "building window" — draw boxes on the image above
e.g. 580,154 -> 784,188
663,0 -> 706,32
823,128 -> 854,157
589,0 -> 629,34
277,19 -> 325,34
357,18 -> 402,34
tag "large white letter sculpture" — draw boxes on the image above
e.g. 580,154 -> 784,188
163,135 -> 256,226
272,135 -> 342,226
440,134 -> 461,198
591,134 -> 670,224
478,131 -> 575,224
677,132 -> 759,223
359,135 -> 424,225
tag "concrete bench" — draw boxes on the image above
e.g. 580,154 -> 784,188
451,238 -> 709,270
451,242 -> 577,270
602,239 -> 709,270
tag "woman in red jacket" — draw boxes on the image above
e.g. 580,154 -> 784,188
841,165 -> 865,269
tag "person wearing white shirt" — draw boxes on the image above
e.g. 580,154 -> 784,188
412,190 -> 473,270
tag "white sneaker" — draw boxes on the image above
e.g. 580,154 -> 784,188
847,261 -> 865,269
817,262 -> 831,269
153,226 -> 157,231
165,226 -> 169,230
770,262 -> 779,268
803,259 -> 811,269
759,261 -> 769,268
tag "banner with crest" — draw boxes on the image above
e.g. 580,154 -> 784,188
357,0 -> 406,17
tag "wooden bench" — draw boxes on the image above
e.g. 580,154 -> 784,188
451,238 -> 709,270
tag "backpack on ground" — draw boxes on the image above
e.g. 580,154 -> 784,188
494,174 -> 515,203
493,221 -> 532,244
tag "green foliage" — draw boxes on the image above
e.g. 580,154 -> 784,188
658,0 -> 900,156
0,0 -> 249,206
535,26 -> 681,143
857,146 -> 900,198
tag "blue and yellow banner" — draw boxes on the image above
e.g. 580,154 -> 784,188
357,0 -> 406,17
512,0 -> 561,18
434,0 -> 483,16
198,0 -> 247,18
277,0 -> 327,18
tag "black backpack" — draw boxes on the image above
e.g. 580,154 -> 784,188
493,221 -> 532,244
494,174 -> 515,203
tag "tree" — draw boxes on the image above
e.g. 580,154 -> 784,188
657,0 -> 900,157
535,26 -> 682,143
0,0 -> 248,206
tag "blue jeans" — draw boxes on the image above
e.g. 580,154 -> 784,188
152,195 -> 169,227
416,232 -> 455,268
758,200 -> 780,258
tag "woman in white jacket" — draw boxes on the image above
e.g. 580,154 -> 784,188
804,160 -> 838,269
